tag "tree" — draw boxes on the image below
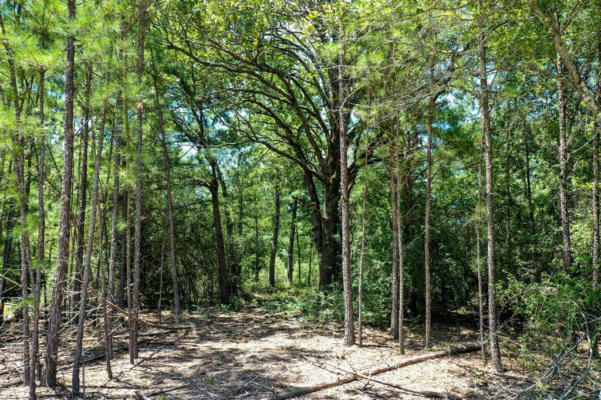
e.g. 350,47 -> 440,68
206,155 -> 232,304
45,0 -> 76,386
269,183 -> 281,288
357,164 -> 368,347
151,62 -> 182,322
478,1 -> 503,372
132,0 -> 148,361
338,29 -> 354,346
72,92 -> 106,397
286,200 -> 297,285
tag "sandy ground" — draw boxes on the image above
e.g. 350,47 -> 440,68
1,304 -> 531,399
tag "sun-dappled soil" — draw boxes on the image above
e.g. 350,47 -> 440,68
1,296 -> 533,399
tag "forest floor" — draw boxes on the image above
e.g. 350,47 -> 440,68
1,293 -> 535,399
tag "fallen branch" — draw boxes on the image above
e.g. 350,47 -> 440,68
307,357 -> 454,398
134,391 -> 150,400
136,384 -> 189,398
3,344 -> 135,387
269,342 -> 481,400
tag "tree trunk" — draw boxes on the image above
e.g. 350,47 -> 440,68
594,127 -> 599,291
478,11 -> 503,372
132,0 -> 148,360
389,138 -> 399,341
122,88 -> 133,365
338,45 -> 355,346
125,179 -> 133,364
555,13 -> 572,270
269,183 -> 280,288
0,205 -> 15,327
73,65 -> 91,316
301,166 -> 341,291
45,0 -> 76,386
308,242 -> 313,286
209,159 -> 231,304
320,184 -> 341,289
2,8 -> 32,386
98,178 -> 112,379
106,91 -> 124,377
592,0 -> 601,358
424,94 -> 434,349
358,175 -> 368,347
72,96 -> 106,396
476,147 -> 486,362
286,201 -> 297,285
593,1 -> 601,292
254,216 -> 260,281
30,69 -> 46,399
396,137 -> 405,355
152,69 -> 181,322
296,230 -> 301,283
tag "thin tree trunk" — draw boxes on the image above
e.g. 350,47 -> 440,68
132,0 -> 148,360
307,242 -> 313,286
98,185 -> 112,379
151,69 -> 181,322
594,127 -> 599,291
269,183 -> 280,288
209,159 -> 231,304
476,147 -> 486,362
593,0 -> 601,292
72,98 -> 106,396
478,8 -> 503,372
554,13 -> 572,270
396,136 -> 405,355
296,230 -> 301,283
30,70 -> 46,398
73,65 -> 91,315
44,0 -> 76,386
389,138 -> 399,341
126,186 -> 133,364
254,216 -> 260,281
338,43 -> 354,346
1,9 -> 31,387
591,0 -> 601,358
358,177 -> 368,347
106,92 -> 124,377
287,201 -> 297,285
0,157 -> 8,327
0,205 -> 15,327
123,90 -> 133,365
424,93 -> 434,350
158,221 -> 166,324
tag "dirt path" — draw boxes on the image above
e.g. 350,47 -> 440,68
1,305 -> 529,399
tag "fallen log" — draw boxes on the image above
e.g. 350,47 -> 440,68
269,342 -> 481,400
307,358 -> 453,398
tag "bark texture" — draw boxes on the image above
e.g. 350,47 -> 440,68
72,96 -> 106,396
555,13 -> 572,270
424,94 -> 434,349
45,0 -> 76,386
338,45 -> 354,346
479,14 -> 503,372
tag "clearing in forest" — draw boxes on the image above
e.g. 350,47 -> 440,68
1,299 -> 530,399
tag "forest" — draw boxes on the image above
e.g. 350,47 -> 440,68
0,0 -> 600,398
